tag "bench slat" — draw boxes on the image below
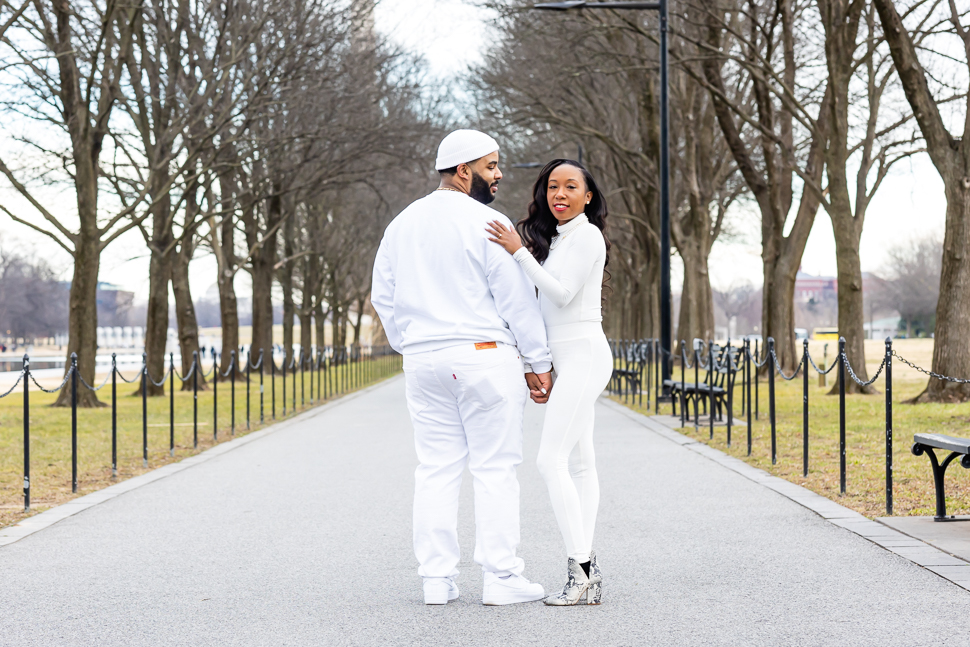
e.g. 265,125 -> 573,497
914,433 -> 970,455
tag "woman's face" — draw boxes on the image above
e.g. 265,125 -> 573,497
546,164 -> 592,224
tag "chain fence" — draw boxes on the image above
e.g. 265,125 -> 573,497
607,335 -> 970,517
2,344 -> 402,513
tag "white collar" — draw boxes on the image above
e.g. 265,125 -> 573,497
556,213 -> 588,235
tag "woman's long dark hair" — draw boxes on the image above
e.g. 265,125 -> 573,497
516,159 -> 611,293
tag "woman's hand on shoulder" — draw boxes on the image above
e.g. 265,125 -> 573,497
485,220 -> 523,255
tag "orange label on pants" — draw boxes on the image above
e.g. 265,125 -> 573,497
474,342 -> 498,350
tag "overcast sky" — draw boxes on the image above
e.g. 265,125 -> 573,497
0,0 -> 947,302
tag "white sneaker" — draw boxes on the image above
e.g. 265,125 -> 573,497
482,573 -> 545,606
424,578 -> 460,605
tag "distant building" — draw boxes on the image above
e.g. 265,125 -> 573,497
795,271 -> 837,303
96,282 -> 135,327
795,270 -> 883,303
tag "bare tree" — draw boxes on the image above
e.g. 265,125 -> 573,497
878,234 -> 942,338
873,0 -> 970,401
695,0 -> 829,372
0,241 -> 68,341
0,1 -> 146,406
478,3 -> 741,344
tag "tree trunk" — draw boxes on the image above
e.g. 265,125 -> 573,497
172,238 -> 207,391
280,226 -> 295,362
352,295 -> 366,345
140,238 -> 172,397
872,0 -> 970,402
250,192 -> 281,361
333,305 -> 347,351
676,245 -> 714,350
314,302 -> 326,350
215,173 -> 240,380
828,223 -> 873,394
54,234 -> 105,408
761,250 -> 800,375
912,182 -> 970,401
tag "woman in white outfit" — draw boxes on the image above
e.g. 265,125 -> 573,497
485,159 -> 613,606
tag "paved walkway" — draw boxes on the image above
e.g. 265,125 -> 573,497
1,376 -> 969,646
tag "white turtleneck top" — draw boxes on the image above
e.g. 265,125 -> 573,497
511,214 -> 606,329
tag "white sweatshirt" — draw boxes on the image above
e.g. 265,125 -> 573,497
511,214 -> 606,328
371,190 -> 553,374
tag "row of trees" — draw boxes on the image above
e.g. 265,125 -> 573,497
478,0 -> 968,400
0,0 -> 440,405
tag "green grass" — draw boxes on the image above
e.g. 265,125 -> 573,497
615,338 -> 970,519
0,357 -> 402,529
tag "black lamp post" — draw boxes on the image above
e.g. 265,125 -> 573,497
534,0 -> 672,395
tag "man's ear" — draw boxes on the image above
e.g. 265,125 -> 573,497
456,162 -> 472,180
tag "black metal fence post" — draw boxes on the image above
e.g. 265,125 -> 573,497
259,350 -> 264,424
691,339 -> 701,431
292,352 -> 297,412
886,337 -> 893,515
169,353 -> 174,457
803,339 -> 809,477
301,350 -> 305,408
679,342 -> 686,428
72,353 -> 78,492
768,338 -> 776,465
112,354 -> 119,474
726,340 -> 733,448
193,351 -> 199,449
839,336 -> 847,495
23,354 -> 30,511
141,352 -> 148,468
754,338 -> 760,420
213,351 -> 218,440
282,350 -> 287,417
708,338 -> 715,441
246,348 -> 251,430
271,351 -> 276,419
746,338 -> 752,457
231,350 -> 236,436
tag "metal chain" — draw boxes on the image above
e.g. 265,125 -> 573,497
29,366 -> 74,393
174,360 -> 196,382
221,355 -> 235,378
806,351 -> 838,375
746,347 -> 769,368
891,350 -> 970,384
116,366 -> 143,384
78,368 -> 112,392
147,366 -> 170,388
0,370 -> 25,398
839,352 -> 886,387
771,349 -> 805,381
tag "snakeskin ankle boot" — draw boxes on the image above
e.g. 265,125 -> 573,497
588,551 -> 603,605
544,557 -> 597,606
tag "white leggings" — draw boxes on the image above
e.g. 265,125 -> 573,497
536,323 -> 613,563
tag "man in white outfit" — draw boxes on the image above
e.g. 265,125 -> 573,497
371,130 -> 554,606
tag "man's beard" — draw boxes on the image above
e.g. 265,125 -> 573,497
469,171 -> 497,205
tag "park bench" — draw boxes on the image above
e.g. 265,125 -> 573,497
611,366 -> 642,397
911,433 -> 970,521
666,345 -> 734,422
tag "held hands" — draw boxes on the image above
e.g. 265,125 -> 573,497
525,371 -> 553,404
486,220 -> 523,255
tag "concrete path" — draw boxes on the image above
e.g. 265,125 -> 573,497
1,376 -> 969,646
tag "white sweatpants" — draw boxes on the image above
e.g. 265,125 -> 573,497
403,342 -> 529,580
536,323 -> 613,563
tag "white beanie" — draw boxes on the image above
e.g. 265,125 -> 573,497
435,129 -> 500,170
